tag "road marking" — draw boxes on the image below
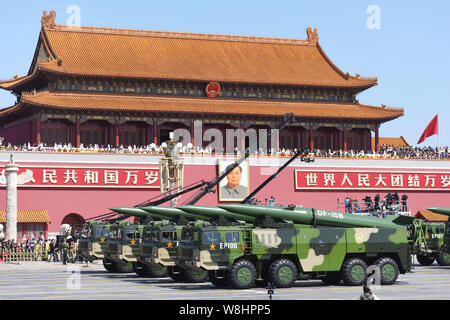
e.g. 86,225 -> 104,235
30,281 -> 66,284
88,294 -> 135,297
24,296 -> 70,299
0,288 -> 37,292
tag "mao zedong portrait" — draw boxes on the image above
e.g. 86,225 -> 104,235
220,164 -> 248,200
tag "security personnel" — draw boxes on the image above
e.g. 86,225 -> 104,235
61,238 -> 69,265
360,284 -> 379,300
70,241 -> 77,263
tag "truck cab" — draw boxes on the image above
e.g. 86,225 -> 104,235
139,222 -> 209,282
106,222 -> 143,263
416,222 -> 450,266
77,221 -> 110,262
140,224 -> 181,267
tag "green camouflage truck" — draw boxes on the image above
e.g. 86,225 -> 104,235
427,207 -> 450,255
111,206 -> 211,282
77,221 -> 133,272
105,221 -> 167,276
416,222 -> 450,266
176,204 -> 413,289
77,221 -> 113,268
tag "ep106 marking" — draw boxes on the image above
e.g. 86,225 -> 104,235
220,243 -> 238,249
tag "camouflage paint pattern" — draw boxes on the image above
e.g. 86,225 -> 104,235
78,221 -> 113,261
106,223 -> 153,263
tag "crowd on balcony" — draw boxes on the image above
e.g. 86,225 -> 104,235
0,137 -> 448,160
340,193 -> 409,216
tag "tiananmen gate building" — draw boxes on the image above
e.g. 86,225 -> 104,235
0,11 -> 403,152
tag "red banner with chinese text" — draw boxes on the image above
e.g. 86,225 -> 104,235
0,166 -> 160,188
295,169 -> 450,191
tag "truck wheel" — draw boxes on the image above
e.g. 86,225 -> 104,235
341,258 -> 368,286
321,272 -> 342,286
114,261 -> 134,273
268,259 -> 297,288
146,265 -> 168,277
375,257 -> 399,285
227,259 -> 256,289
168,268 -> 185,282
102,258 -> 115,272
208,271 -> 228,287
416,254 -> 435,266
181,269 -> 209,283
435,252 -> 450,266
133,262 -> 148,277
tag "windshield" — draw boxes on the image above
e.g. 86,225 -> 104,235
110,227 -> 122,240
94,227 -> 109,239
181,227 -> 200,243
79,226 -> 92,239
79,225 -> 108,239
202,231 -> 220,244
143,227 -> 160,241
162,231 -> 177,242
124,227 -> 140,240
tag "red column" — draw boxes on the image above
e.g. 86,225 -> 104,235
309,125 -> 314,150
375,126 -> 380,152
343,128 -> 347,152
44,223 -> 48,240
153,120 -> 158,144
240,123 -> 245,150
145,123 -> 152,145
115,119 -> 120,147
35,116 -> 41,144
108,123 -> 114,146
75,118 -> 80,148
190,120 -> 194,145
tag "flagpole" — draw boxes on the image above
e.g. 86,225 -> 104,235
438,113 -> 440,159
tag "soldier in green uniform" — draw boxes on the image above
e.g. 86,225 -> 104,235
360,284 -> 379,300
61,238 -> 69,265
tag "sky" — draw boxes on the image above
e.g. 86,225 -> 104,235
0,0 -> 449,147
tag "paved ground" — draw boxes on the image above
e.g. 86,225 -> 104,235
0,260 -> 449,300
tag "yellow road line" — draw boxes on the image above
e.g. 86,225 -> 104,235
30,281 -> 66,284
24,296 -> 70,299
88,294 -> 134,297
0,288 -> 37,292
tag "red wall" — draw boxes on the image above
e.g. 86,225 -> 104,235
0,121 -> 32,146
1,161 -> 448,234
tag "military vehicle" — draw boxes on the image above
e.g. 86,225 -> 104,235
427,207 -> 450,255
76,220 -> 131,272
415,222 -> 450,266
111,206 -> 212,282
177,204 -> 417,289
105,216 -> 168,277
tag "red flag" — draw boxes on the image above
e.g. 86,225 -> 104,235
417,114 -> 438,144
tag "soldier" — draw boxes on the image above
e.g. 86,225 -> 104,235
360,284 -> 379,300
70,241 -> 77,263
61,238 -> 69,265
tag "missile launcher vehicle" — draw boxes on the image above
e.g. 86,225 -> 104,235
77,221 -> 111,263
105,209 -> 168,277
415,222 -> 450,266
77,220 -> 135,273
177,204 -> 415,289
110,206 -> 210,281
427,207 -> 450,255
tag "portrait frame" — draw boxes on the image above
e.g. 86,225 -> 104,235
218,159 -> 250,202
